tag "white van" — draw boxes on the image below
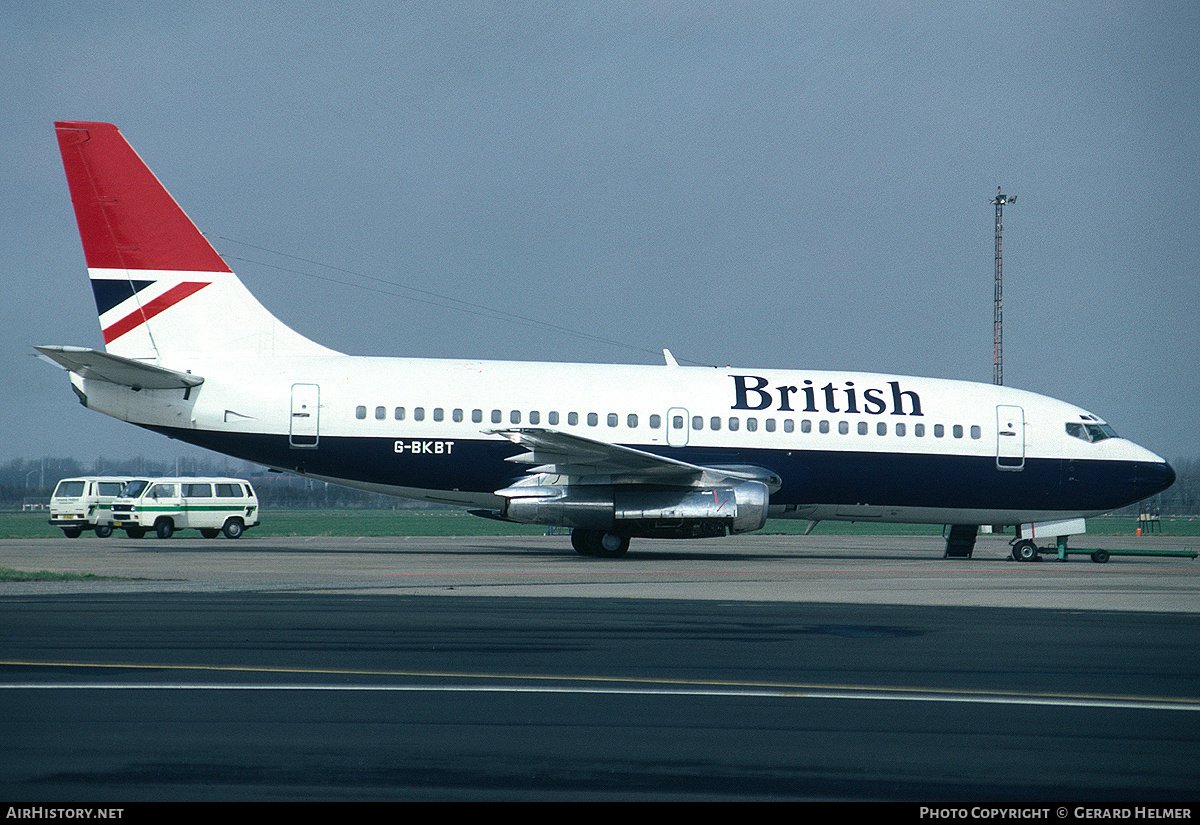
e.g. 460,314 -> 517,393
109,478 -> 259,539
49,476 -> 143,538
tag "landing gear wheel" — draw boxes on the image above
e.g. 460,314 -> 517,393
571,529 -> 594,556
571,529 -> 630,558
595,532 -> 630,558
1012,540 -> 1039,562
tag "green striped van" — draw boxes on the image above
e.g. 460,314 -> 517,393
109,478 -> 259,539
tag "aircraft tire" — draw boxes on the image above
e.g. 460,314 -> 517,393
1013,540 -> 1038,562
594,532 -> 630,558
571,529 -> 595,556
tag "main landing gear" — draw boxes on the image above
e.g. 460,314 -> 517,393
571,529 -> 630,558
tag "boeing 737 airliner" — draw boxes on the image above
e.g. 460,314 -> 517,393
38,122 -> 1175,558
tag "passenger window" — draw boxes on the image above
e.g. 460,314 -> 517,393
184,484 -> 212,497
356,406 -> 366,420
607,413 -> 618,427
395,407 -> 405,421
877,422 -> 887,436
729,417 -> 739,431
896,423 -> 906,436
674,415 -> 685,430
492,410 -> 502,424
649,414 -> 661,429
529,411 -> 540,425
914,423 -> 925,437
587,413 -> 598,426
953,425 -> 963,438
568,412 -> 579,426
858,421 -> 868,435
548,411 -> 559,425
510,410 -> 521,424
800,419 -> 810,434
970,425 -> 981,439
692,416 -> 703,430
433,408 -> 444,422
710,417 -> 721,431
765,418 -> 775,432
472,409 -> 483,423
746,418 -> 757,432
784,419 -> 794,433
934,424 -> 944,438
627,414 -> 638,428
453,409 -> 464,423
375,406 -> 386,420
838,420 -> 848,434
819,420 -> 829,434
216,484 -> 240,497
414,407 -> 425,421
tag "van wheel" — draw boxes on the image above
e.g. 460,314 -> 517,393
223,519 -> 244,539
126,527 -> 146,539
62,527 -> 82,539
200,529 -> 220,539
155,518 -> 174,539
94,525 -> 113,538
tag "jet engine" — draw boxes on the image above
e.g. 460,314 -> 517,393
500,480 -> 770,539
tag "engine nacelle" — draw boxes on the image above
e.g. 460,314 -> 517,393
501,481 -> 769,539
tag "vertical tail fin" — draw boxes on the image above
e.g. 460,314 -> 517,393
54,121 -> 336,361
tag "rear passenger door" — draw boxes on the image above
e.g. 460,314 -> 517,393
290,384 -> 320,448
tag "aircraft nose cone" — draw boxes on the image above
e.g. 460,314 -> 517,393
1160,461 -> 1177,492
1145,461 -> 1176,495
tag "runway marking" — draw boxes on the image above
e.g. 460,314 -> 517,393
1,659 -> 1197,712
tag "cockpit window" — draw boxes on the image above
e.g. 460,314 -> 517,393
1066,421 -> 1119,443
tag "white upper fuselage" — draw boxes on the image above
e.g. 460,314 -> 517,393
73,351 -> 1169,524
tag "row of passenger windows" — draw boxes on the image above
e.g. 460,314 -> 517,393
354,405 -> 983,439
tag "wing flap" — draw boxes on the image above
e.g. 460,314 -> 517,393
489,428 -> 781,490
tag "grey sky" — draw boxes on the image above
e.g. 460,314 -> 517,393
4,1 -> 1198,466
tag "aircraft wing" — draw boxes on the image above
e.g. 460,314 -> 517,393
34,345 -> 203,390
489,427 -> 781,489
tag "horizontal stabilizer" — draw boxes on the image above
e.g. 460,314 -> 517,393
34,346 -> 203,390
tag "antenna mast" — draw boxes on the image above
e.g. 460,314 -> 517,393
992,187 -> 1015,385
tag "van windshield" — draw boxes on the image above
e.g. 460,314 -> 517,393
120,480 -> 149,498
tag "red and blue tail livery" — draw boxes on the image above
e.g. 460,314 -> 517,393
37,121 -> 1175,558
